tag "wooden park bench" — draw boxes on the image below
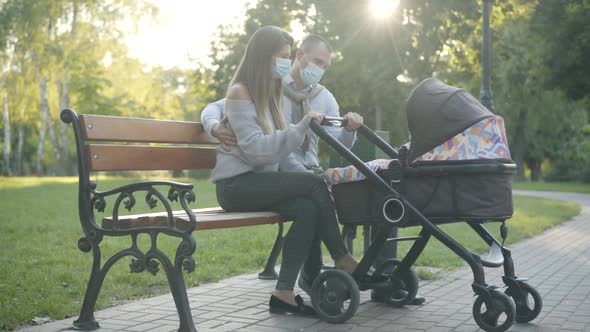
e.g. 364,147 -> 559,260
60,108 -> 288,332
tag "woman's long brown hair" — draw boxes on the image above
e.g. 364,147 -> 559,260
227,26 -> 293,133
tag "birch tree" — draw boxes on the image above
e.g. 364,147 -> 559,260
2,94 -> 9,176
1,0 -> 157,175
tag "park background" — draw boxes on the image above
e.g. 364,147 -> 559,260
1,0 -> 589,330
1,0 -> 589,181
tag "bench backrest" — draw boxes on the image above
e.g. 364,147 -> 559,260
61,109 -> 222,232
78,114 -> 218,172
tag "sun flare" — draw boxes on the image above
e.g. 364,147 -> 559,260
369,0 -> 400,19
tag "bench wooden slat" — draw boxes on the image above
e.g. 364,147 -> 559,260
86,144 -> 217,171
101,207 -> 285,231
80,115 -> 219,144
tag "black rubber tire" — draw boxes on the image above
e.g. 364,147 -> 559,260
473,290 -> 516,332
373,258 -> 400,276
311,270 -> 360,324
505,282 -> 543,323
371,259 -> 418,307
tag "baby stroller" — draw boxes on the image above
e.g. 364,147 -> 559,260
307,78 -> 542,332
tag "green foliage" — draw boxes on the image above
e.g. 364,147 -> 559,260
206,0 -> 306,101
2,0 -> 589,178
0,0 -> 210,176
200,0 -> 589,174
201,0 -> 490,145
544,120 -> 590,182
529,92 -> 585,164
484,1 -> 590,181
531,0 -> 590,100
311,1 -> 501,145
415,267 -> 440,281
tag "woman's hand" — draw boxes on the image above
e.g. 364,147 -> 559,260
306,111 -> 325,123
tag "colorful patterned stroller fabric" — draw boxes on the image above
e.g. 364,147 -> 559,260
415,116 -> 511,162
326,159 -> 391,184
326,116 -> 511,185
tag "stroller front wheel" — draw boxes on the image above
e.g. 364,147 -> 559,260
311,270 -> 360,323
505,282 -> 542,323
472,290 -> 516,332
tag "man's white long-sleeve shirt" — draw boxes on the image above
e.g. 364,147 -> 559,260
200,74 -> 356,171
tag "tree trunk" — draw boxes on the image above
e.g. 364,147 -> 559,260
58,78 -> 71,175
71,2 -> 78,37
47,109 -> 61,175
2,95 -> 10,176
16,124 -> 24,175
36,77 -> 49,175
512,109 -> 528,181
54,2 -> 77,176
528,159 -> 542,182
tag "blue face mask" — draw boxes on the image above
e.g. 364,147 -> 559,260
273,57 -> 292,79
300,54 -> 325,86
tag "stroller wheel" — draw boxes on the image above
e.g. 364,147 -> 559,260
505,282 -> 542,323
372,259 -> 418,307
472,290 -> 515,332
311,270 -> 360,323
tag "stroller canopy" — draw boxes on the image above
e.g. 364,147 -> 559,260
406,78 -> 494,162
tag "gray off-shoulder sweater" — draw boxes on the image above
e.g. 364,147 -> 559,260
210,99 -> 312,182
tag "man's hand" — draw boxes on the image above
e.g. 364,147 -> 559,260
211,116 -> 237,147
344,112 -> 363,131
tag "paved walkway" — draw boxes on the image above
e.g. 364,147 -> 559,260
19,191 -> 590,332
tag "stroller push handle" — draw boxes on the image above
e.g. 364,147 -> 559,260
357,125 -> 399,159
321,116 -> 348,127
309,120 -> 399,197
320,117 -> 399,159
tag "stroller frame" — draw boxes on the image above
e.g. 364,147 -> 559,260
308,118 -> 542,332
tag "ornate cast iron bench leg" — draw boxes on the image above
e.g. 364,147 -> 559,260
74,235 -> 105,330
73,233 -> 198,331
160,236 -> 197,332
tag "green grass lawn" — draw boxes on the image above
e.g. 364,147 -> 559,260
513,180 -> 590,193
0,176 -> 581,330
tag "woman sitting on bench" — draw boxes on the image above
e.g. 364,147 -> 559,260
211,26 -> 358,317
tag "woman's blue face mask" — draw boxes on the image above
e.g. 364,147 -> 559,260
273,57 -> 292,79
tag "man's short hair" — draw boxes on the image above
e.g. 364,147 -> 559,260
300,35 -> 333,53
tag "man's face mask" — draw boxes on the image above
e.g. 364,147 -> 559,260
273,57 -> 292,79
300,53 -> 325,86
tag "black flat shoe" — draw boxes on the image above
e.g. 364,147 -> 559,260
269,295 -> 317,317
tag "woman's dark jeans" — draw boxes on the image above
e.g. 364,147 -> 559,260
216,171 -> 349,290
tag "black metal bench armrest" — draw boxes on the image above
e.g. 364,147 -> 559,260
89,180 -> 197,232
